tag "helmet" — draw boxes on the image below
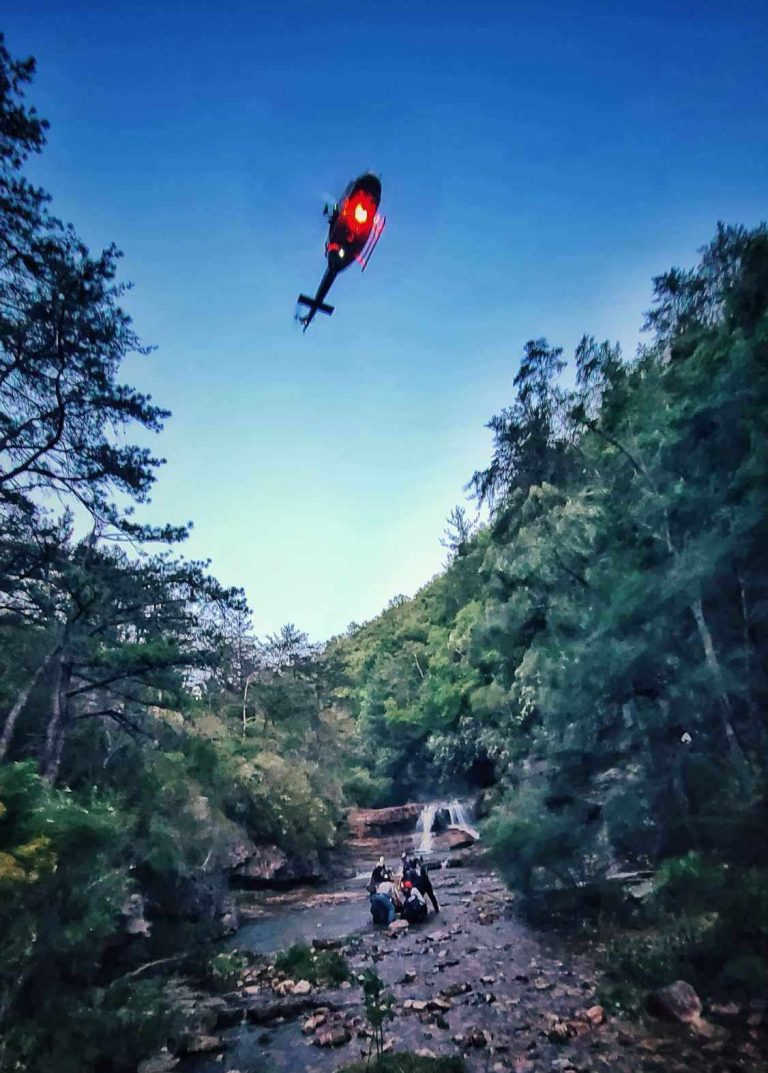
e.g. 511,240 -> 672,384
402,880 -> 413,890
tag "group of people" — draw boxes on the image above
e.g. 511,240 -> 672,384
367,851 -> 440,926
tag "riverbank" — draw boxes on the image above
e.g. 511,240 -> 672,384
172,823 -> 767,1073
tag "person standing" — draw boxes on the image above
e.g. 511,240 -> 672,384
415,856 -> 439,913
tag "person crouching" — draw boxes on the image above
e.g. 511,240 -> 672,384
400,880 -> 428,924
369,877 -> 400,926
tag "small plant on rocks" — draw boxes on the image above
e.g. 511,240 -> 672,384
359,966 -> 395,1068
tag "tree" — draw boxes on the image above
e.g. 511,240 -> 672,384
469,338 -> 568,510
0,34 -> 184,541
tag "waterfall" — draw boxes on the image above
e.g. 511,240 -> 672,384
414,802 -> 438,853
413,798 -> 480,853
447,798 -> 480,840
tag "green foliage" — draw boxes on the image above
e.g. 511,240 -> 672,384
273,942 -> 350,986
207,950 -> 250,991
359,966 -> 396,1064
0,762 -> 181,1071
334,221 -> 768,1013
600,850 -> 768,1009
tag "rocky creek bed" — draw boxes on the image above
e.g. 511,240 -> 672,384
168,843 -> 767,1073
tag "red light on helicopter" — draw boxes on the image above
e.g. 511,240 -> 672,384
341,191 -> 376,238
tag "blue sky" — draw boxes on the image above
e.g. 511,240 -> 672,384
4,1 -> 767,640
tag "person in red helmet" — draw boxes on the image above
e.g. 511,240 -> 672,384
400,880 -> 428,924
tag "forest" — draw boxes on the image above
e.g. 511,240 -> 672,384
1,31 -> 767,1073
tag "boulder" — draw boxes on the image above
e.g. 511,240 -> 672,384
137,1056 -> 179,1073
181,1035 -> 224,1054
646,980 -> 706,1030
388,918 -> 409,936
313,1025 -> 352,1048
233,844 -> 325,887
122,893 -> 151,937
291,979 -> 312,996
347,803 -> 424,837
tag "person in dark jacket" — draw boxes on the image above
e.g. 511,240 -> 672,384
369,856 -> 393,891
400,880 -> 428,923
414,856 -> 439,913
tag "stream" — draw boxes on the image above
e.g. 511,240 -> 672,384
179,801 -> 767,1073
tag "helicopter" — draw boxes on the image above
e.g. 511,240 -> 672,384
296,172 -> 385,332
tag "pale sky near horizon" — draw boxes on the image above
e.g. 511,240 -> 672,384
4,1 -> 767,640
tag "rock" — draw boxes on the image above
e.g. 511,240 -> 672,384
312,937 -> 342,950
302,1014 -> 326,1034
388,918 -> 409,936
446,829 -> 476,850
243,995 -> 333,1024
314,1025 -> 352,1048
233,844 -> 325,886
468,1028 -> 490,1048
440,981 -> 472,997
583,1004 -> 605,1025
291,980 -> 312,996
547,1020 -> 572,1043
346,803 -> 424,837
122,892 -> 152,937
416,1049 -> 438,1059
219,911 -> 239,933
435,1013 -> 450,1029
646,980 -> 708,1032
428,998 -> 453,1011
137,1057 -> 179,1073
182,1036 -> 224,1054
399,970 -> 417,983
514,1061 -> 535,1073
710,1001 -> 740,1018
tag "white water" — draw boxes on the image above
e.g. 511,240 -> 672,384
414,798 -> 479,852
414,802 -> 438,852
447,798 -> 480,840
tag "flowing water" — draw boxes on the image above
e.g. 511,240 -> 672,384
413,801 -> 438,852
414,797 -> 479,852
